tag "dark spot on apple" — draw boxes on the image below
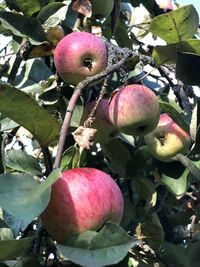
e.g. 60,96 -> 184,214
136,125 -> 147,132
83,58 -> 93,71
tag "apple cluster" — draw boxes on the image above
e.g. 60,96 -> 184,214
42,30 -> 191,244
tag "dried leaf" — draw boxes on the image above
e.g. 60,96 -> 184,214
72,126 -> 97,150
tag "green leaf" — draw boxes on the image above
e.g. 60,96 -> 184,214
102,139 -> 132,176
0,11 -> 47,45
0,168 -> 61,226
186,240 -> 200,267
173,154 -> 200,180
6,149 -> 42,176
37,2 -> 70,30
137,178 -> 157,209
150,5 -> 199,44
159,100 -> 190,134
126,146 -> 152,178
58,222 -> 137,267
15,0 -> 44,17
153,39 -> 200,65
135,222 -> 164,251
14,58 -> 53,94
157,161 -> 189,196
0,236 -> 35,261
176,52 -> 200,85
70,97 -> 84,128
60,146 -> 80,171
0,83 -> 60,147
161,242 -> 190,267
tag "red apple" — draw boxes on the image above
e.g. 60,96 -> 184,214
41,168 -> 124,243
81,99 -> 117,143
54,32 -> 108,86
144,113 -> 191,162
108,84 -> 160,136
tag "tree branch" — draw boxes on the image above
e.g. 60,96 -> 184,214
53,49 -> 133,169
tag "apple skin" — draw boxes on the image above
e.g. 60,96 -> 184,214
41,168 -> 124,244
108,84 -> 160,136
81,99 -> 117,143
156,0 -> 174,10
91,0 -> 114,18
54,32 -> 108,86
144,113 -> 191,162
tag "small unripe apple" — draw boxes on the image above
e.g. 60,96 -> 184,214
91,0 -> 114,18
54,32 -> 108,85
81,99 -> 117,143
41,168 -> 124,243
144,113 -> 191,162
108,84 -> 160,136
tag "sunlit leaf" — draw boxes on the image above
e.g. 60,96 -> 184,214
0,83 -> 60,147
0,169 -> 61,226
58,222 -> 137,267
150,5 -> 199,43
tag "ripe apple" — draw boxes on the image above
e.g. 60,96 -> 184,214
156,0 -> 174,10
91,0 -> 114,18
144,113 -> 191,162
54,32 -> 108,86
108,84 -> 160,136
41,168 -> 124,243
81,99 -> 117,143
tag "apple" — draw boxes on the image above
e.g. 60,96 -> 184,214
156,0 -> 174,10
91,0 -> 114,18
108,84 -> 160,136
41,167 -> 124,243
144,113 -> 191,162
54,32 -> 108,86
46,25 -> 65,45
81,99 -> 117,143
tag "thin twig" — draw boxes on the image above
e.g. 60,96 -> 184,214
84,78 -> 108,128
53,50 -> 133,169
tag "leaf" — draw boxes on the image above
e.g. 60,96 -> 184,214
0,83 -> 60,147
15,0 -> 44,16
14,58 -> 53,93
70,97 -> 84,128
0,11 -> 47,45
126,146 -> 152,178
135,222 -> 164,251
176,52 -> 200,85
111,0 -> 120,34
2,210 -> 26,238
150,5 -> 199,43
102,139 -> 132,176
58,222 -> 137,267
161,242 -> 190,267
0,168 -> 61,227
5,149 -> 42,176
186,240 -> 200,266
159,100 -> 190,134
37,2 -> 70,30
173,154 -> 200,180
153,39 -> 200,66
157,161 -> 189,196
60,146 -> 80,171
137,179 -> 157,209
0,236 -> 35,261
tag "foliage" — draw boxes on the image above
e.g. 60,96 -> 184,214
0,0 -> 200,266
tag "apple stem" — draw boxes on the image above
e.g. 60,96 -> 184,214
53,49 -> 133,169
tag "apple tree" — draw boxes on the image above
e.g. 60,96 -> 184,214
0,0 -> 200,266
